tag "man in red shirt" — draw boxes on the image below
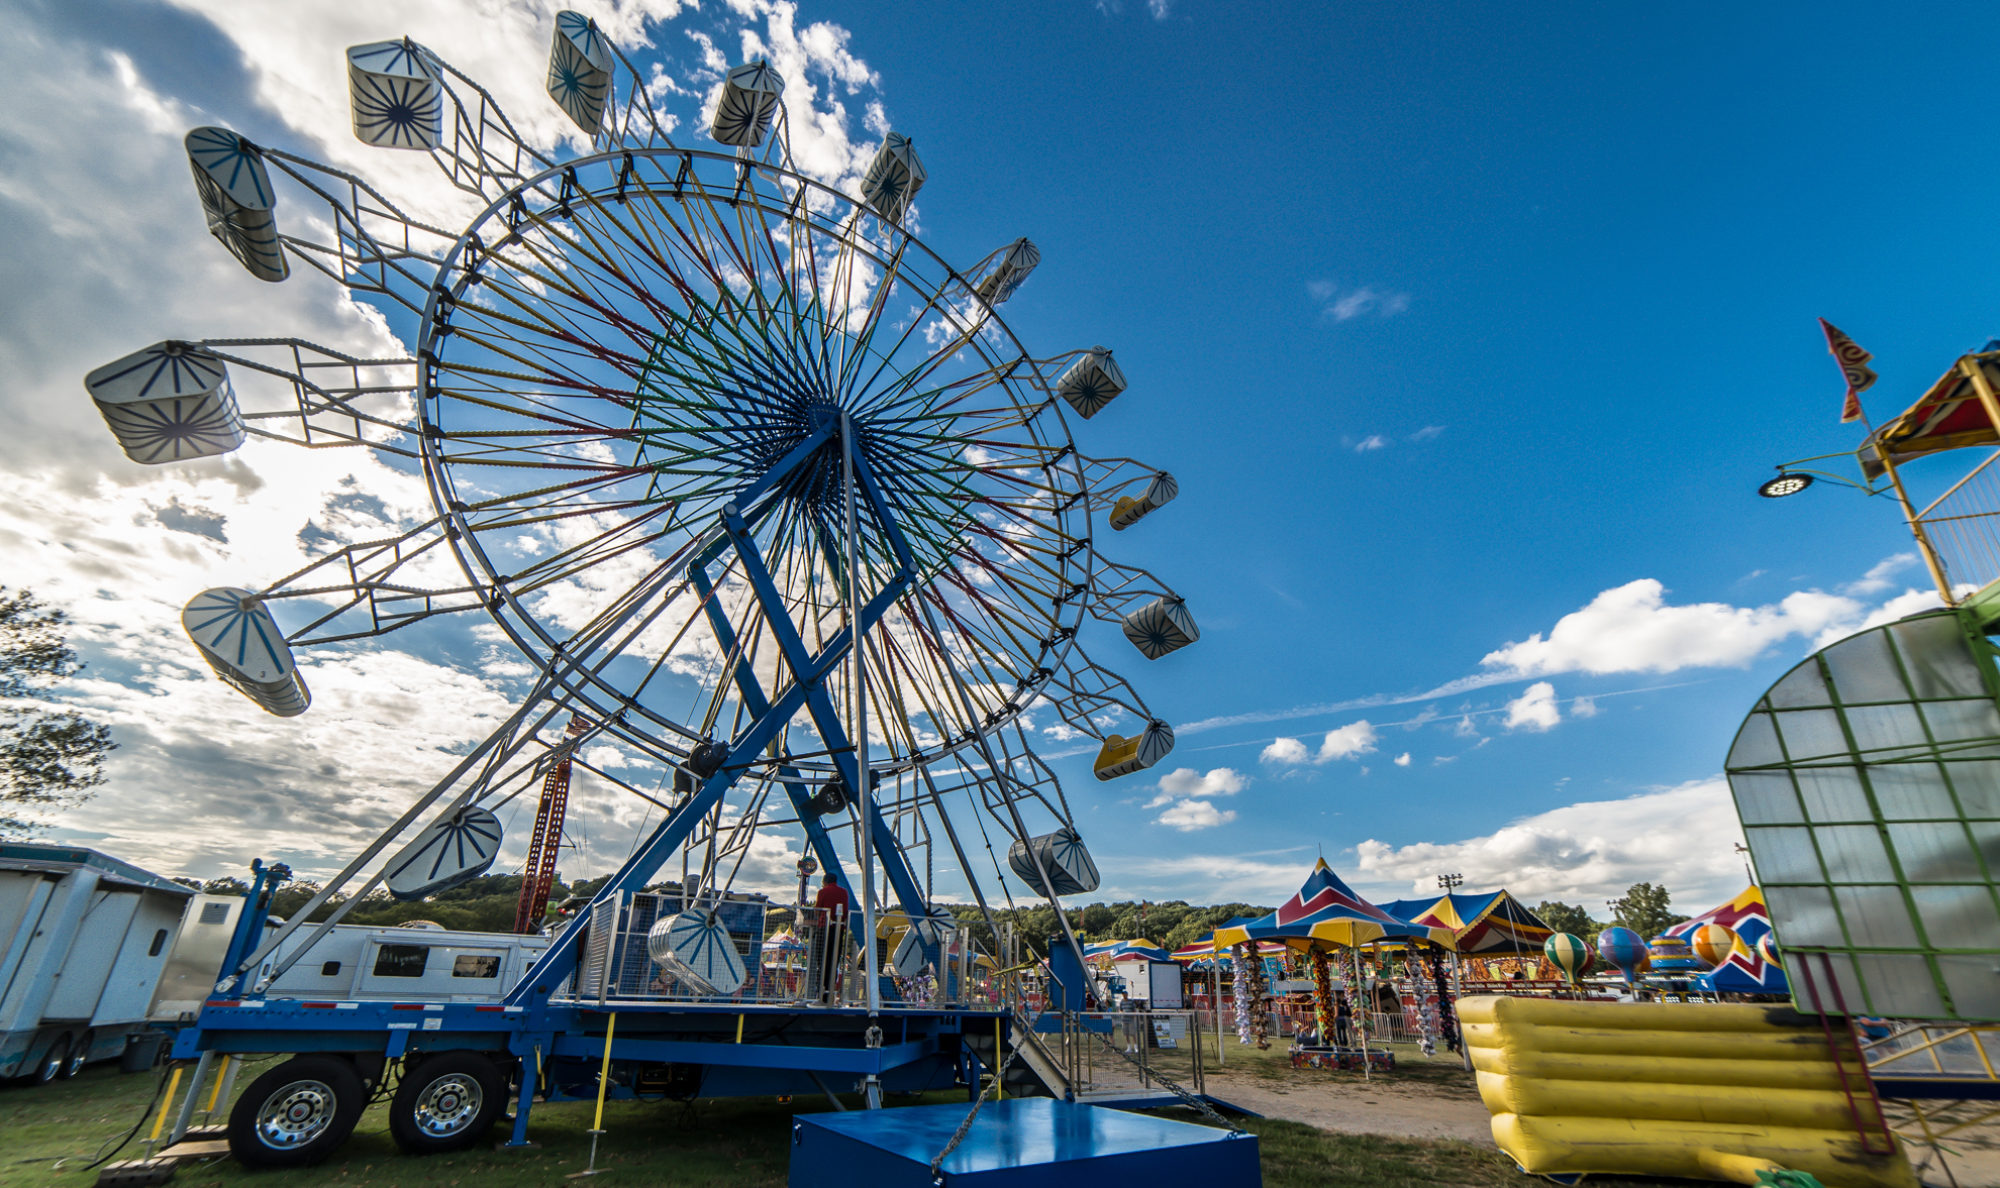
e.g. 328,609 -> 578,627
813,873 -> 851,919
810,875 -> 852,1003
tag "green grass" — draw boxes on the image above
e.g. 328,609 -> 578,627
0,1059 -> 1703,1188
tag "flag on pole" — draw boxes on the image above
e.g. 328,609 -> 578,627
1819,318 -> 1876,424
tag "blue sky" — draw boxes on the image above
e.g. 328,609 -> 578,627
6,0 -> 1995,919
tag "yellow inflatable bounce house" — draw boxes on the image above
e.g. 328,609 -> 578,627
1462,996 -> 1916,1187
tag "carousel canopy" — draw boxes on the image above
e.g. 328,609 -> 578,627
1214,859 -> 1455,951
1666,884 -> 1788,996
1859,351 -> 2000,480
1381,889 -> 1554,954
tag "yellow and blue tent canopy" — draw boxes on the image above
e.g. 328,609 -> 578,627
1170,920 -> 1287,966
1213,859 -> 1456,951
1081,939 -> 1173,964
1381,889 -> 1554,955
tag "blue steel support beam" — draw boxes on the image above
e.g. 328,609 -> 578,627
718,504 -> 933,944
688,562 -> 854,900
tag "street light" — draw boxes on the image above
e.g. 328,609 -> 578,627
1758,472 -> 1814,498
1437,872 -> 1464,891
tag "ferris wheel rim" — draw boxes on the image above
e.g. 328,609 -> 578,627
409,146 -> 1097,771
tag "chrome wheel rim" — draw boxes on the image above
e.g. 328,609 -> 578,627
38,1046 -> 63,1082
410,1072 -> 482,1138
255,1079 -> 337,1149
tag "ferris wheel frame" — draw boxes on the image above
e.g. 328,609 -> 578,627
409,145 -> 1096,778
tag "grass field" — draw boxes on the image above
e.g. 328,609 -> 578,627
0,1056 -> 1698,1188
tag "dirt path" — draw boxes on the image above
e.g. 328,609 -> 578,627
1200,1046 -> 1497,1144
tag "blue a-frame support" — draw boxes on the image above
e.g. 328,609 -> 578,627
509,420 -> 941,1004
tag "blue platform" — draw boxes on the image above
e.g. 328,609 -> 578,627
788,1098 -> 1261,1187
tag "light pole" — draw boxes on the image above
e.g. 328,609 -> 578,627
1437,872 -> 1464,892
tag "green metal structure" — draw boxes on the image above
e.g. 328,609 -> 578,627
1726,607 -> 2000,1022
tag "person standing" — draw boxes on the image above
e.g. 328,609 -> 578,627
810,875 -> 852,1003
1333,990 -> 1352,1048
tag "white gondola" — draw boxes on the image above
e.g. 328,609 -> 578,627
185,127 -> 287,282
547,11 -> 612,135
1007,828 -> 1100,897
973,238 -> 1040,306
1092,720 -> 1174,781
1055,347 -> 1125,420
1109,471 -> 1177,530
182,588 -> 309,717
84,342 -> 246,464
648,908 -> 747,995
710,60 -> 783,148
891,907 -> 958,978
384,805 -> 505,900
347,40 -> 442,150
1121,595 -> 1199,659
860,132 -> 925,223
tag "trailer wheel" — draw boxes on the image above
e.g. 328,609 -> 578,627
63,1031 -> 93,1079
388,1052 -> 508,1155
30,1034 -> 71,1085
228,1055 -> 366,1168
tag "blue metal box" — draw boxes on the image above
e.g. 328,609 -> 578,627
788,1098 -> 1260,1187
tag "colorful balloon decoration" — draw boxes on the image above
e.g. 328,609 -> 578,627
1544,932 -> 1594,984
1597,926 -> 1649,984
1690,923 -> 1739,969
1757,933 -> 1781,968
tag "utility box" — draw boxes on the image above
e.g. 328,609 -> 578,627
788,1098 -> 1259,1187
1146,961 -> 1184,1009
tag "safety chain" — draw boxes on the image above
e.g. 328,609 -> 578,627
928,1023 -> 1029,1180
1084,1021 -> 1243,1134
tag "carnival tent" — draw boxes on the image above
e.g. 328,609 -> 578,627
1665,884 -> 1788,996
1082,939 -> 1173,964
1215,859 -> 1455,950
1381,890 -> 1554,954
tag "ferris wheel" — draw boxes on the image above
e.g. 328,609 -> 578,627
85,16 -> 1198,995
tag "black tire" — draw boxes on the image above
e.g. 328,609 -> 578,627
30,1034 -> 71,1086
388,1052 -> 509,1155
63,1031 -> 92,1079
228,1054 -> 366,1168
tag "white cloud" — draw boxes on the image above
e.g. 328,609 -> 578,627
1146,767 -> 1246,831
1144,766 -> 1248,808
1309,281 -> 1411,323
1842,553 -> 1918,597
1503,681 -> 1561,732
1393,752 -> 1411,767
1316,720 -> 1378,763
1260,737 -> 1309,766
1157,799 -> 1236,831
1482,578 -> 1866,677
1352,778 -> 1746,908
1408,425 -> 1445,442
1570,696 -> 1599,718
1353,434 -> 1389,453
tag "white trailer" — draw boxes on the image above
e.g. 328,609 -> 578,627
262,922 -> 549,1003
0,843 -> 194,1083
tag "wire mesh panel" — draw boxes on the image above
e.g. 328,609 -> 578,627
1726,608 -> 2000,1021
